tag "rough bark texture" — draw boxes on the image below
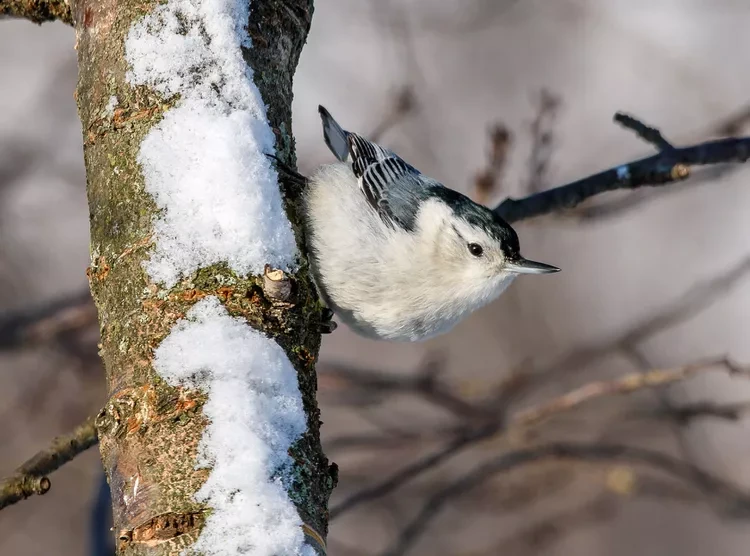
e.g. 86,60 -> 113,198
73,0 -> 333,554
0,0 -> 72,24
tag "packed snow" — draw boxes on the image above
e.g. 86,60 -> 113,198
125,0 -> 298,287
154,297 -> 314,556
126,0 -> 311,552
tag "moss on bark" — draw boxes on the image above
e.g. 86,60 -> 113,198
0,0 -> 73,25
74,0 -> 333,553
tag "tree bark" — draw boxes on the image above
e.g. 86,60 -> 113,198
0,0 -> 72,24
73,0 -> 333,553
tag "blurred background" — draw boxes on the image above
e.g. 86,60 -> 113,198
3,0 -> 750,554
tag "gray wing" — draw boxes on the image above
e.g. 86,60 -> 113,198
319,105 -> 431,231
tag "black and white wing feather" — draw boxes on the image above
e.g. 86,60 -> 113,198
319,105 -> 431,231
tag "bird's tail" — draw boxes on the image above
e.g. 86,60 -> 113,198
318,105 -> 350,162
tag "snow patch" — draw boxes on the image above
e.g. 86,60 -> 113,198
105,95 -> 119,116
124,0 -> 298,287
127,0 -> 311,550
153,297 -> 313,556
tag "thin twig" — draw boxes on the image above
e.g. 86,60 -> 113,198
329,422 -> 496,520
513,358 -> 747,428
369,87 -> 417,142
614,112 -> 674,151
712,103 -> 750,137
320,358 -> 491,420
474,123 -> 512,204
559,104 -> 750,222
526,90 -> 561,193
0,417 -> 98,511
330,258 -> 750,520
645,400 -> 750,424
541,255 -> 750,383
495,115 -> 750,223
623,348 -> 705,503
330,358 -> 746,519
487,496 -> 618,555
0,289 -> 95,350
382,442 -> 750,556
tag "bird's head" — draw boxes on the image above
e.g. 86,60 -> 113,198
418,188 -> 559,299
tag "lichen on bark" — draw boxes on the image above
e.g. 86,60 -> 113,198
73,0 -> 333,553
0,0 -> 73,25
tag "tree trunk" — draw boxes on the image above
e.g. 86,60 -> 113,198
73,0 -> 334,553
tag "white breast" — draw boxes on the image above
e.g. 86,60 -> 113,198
304,163 -> 512,341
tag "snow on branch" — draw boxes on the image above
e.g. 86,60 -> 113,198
125,0 -> 298,287
123,0 -> 313,553
154,297 -> 313,555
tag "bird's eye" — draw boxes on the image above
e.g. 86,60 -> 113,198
467,243 -> 484,257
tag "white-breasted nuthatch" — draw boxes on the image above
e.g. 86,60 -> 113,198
292,106 -> 559,341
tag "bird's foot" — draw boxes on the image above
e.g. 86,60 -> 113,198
265,153 -> 308,187
320,308 -> 337,334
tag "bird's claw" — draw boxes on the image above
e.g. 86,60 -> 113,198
320,320 -> 338,334
320,308 -> 337,334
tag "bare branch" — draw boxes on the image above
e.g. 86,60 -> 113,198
368,87 -> 417,142
492,496 -> 618,555
330,359 -> 747,520
0,417 -> 98,510
558,104 -> 750,222
713,103 -> 750,137
0,288 -> 95,350
473,123 -> 512,204
526,89 -> 561,193
495,114 -> 750,223
543,254 -> 750,379
329,423 -> 492,520
513,358 -> 748,429
614,112 -> 674,151
382,442 -> 750,556
329,258 -> 750,520
645,400 -> 750,424
320,357 -> 492,420
0,0 -> 72,25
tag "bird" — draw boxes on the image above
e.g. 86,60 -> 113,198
281,105 -> 559,341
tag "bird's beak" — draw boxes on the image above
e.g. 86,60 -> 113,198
505,257 -> 560,275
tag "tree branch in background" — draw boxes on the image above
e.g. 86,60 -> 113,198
329,358 -> 748,519
473,123 -> 512,205
0,417 -> 97,511
320,356 -> 493,420
614,112 -> 674,151
513,358 -> 748,429
525,89 -> 561,193
491,496 -> 618,555
540,254 -> 750,382
0,0 -> 72,25
369,86 -> 417,142
382,442 -> 750,556
495,113 -> 750,223
712,103 -> 750,137
551,102 -> 750,222
327,268 -> 750,548
656,400 -> 750,424
0,288 -> 95,350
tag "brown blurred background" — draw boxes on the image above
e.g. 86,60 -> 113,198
3,1 -> 750,554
